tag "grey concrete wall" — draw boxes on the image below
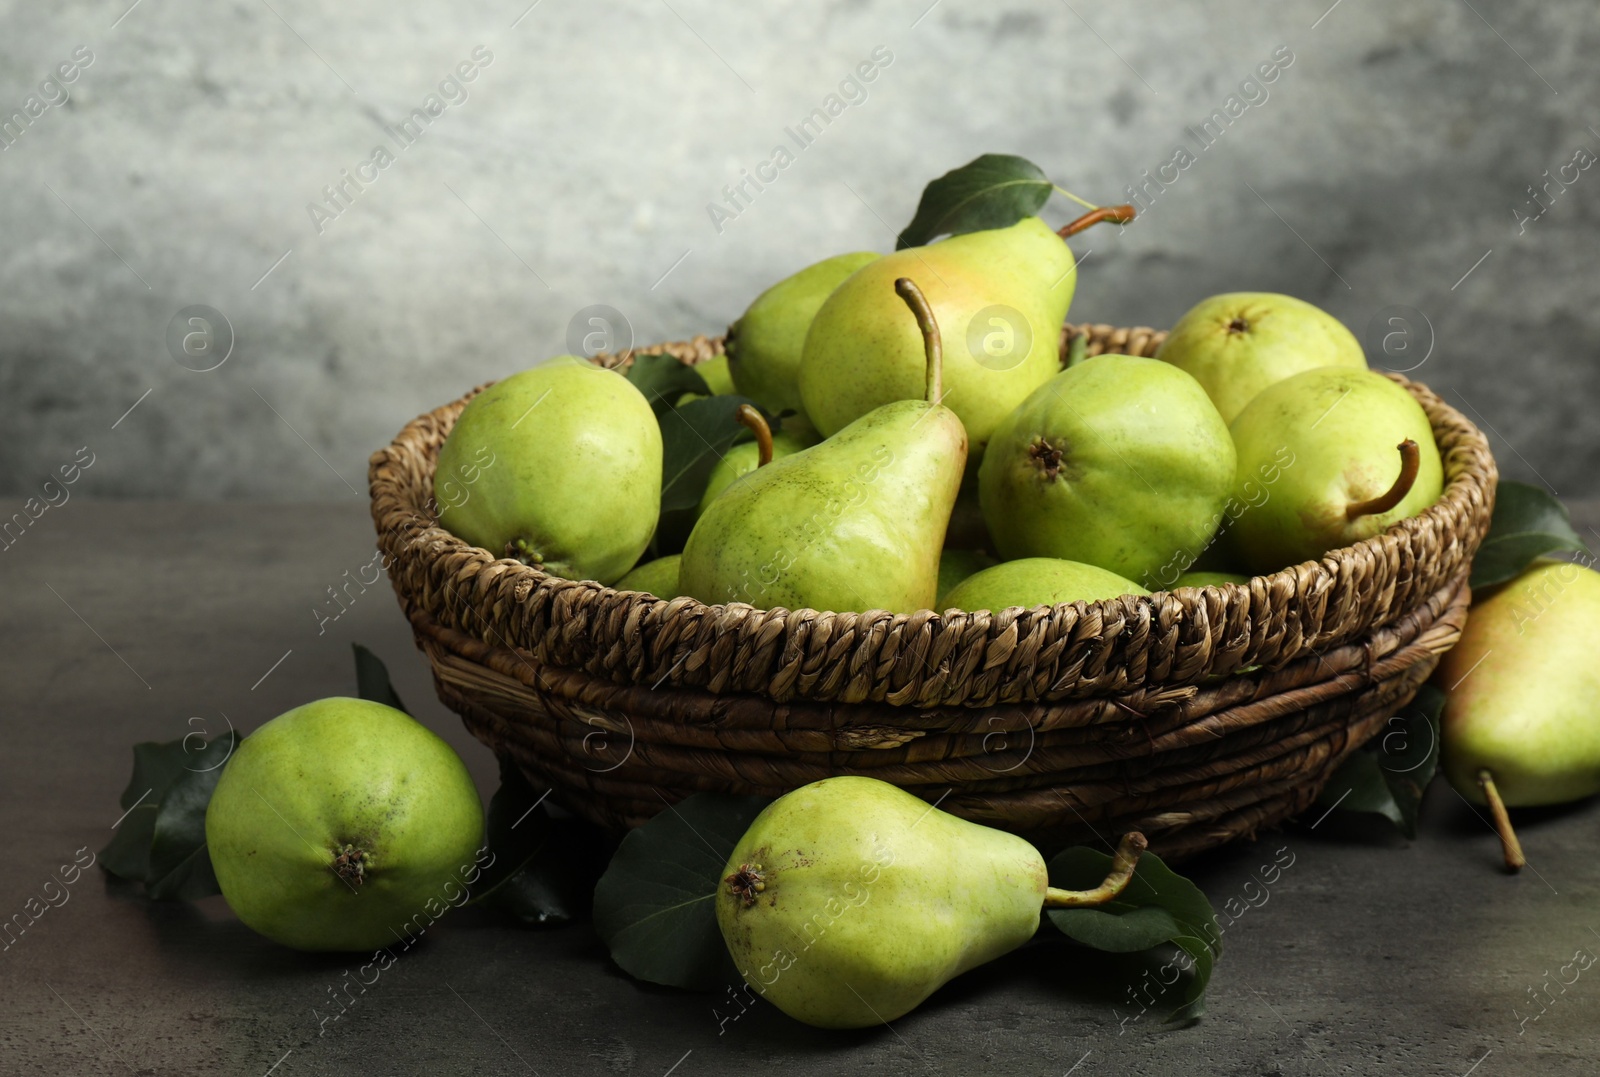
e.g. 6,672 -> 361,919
1,0 -> 1596,502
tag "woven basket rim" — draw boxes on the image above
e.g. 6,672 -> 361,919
368,321 -> 1497,706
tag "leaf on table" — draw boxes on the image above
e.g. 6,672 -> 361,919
896,154 -> 1052,249
592,793 -> 771,991
473,756 -> 614,925
144,730 -> 235,901
100,798 -> 160,882
102,733 -> 234,901
1470,481 -> 1589,590
353,643 -> 410,714
1314,684 -> 1444,839
627,353 -> 712,417
1046,845 -> 1221,1024
101,740 -> 194,880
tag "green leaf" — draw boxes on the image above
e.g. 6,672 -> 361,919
592,793 -> 771,991
1166,936 -> 1216,1024
627,352 -> 712,417
1046,845 -> 1221,1023
657,395 -> 769,514
144,731 -> 235,901
1471,481 -> 1589,590
100,802 -> 159,881
352,643 -> 409,714
1315,684 -> 1444,839
101,739 -> 200,881
896,154 -> 1052,249
473,757 -> 613,925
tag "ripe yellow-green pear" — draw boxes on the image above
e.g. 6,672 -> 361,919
435,357 -> 661,584
695,353 -> 735,395
726,251 -> 879,415
1155,292 -> 1367,423
943,558 -> 1148,611
205,698 -> 484,952
716,776 -> 1146,1028
978,354 -> 1236,584
1439,560 -> 1600,808
680,280 -> 967,614
799,217 -> 1077,460
614,554 -> 682,598
1227,367 -> 1442,573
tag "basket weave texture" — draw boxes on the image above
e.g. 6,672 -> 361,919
369,323 -> 1497,860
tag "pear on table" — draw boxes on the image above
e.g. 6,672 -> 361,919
716,775 -> 1147,1028
679,278 -> 968,614
1437,560 -> 1600,871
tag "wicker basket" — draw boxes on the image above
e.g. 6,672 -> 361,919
368,323 -> 1497,861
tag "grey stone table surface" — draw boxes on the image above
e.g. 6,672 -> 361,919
3,500 -> 1598,1077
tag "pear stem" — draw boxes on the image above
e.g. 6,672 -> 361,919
894,277 -> 943,404
1058,204 -> 1137,237
734,404 -> 773,468
1043,832 -> 1148,908
1346,439 -> 1422,520
1477,769 -> 1527,873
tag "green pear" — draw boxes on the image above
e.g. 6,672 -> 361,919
1155,292 -> 1367,423
206,698 -> 484,952
978,353 -> 1236,585
614,554 -> 681,598
680,279 -> 967,614
799,217 -> 1077,459
1227,367 -> 1442,573
1173,570 -> 1250,589
435,357 -> 661,584
1440,560 -> 1600,808
696,353 -> 735,395
936,548 -> 997,606
697,430 -> 815,517
943,558 -> 1148,611
716,776 -> 1145,1028
726,251 -> 879,415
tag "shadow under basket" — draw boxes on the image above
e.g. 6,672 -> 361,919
369,323 -> 1497,861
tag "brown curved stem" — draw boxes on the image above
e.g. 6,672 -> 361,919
734,404 -> 773,467
1042,832 -> 1148,908
894,277 -> 943,404
1058,204 -> 1137,238
1347,439 -> 1422,520
1478,769 -> 1526,873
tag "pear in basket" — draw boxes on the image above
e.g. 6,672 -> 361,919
725,251 -> 879,416
1226,367 -> 1442,573
942,557 -> 1147,611
1154,292 -> 1367,423
799,213 -> 1109,461
433,356 -> 661,585
977,353 -> 1236,584
680,279 -> 965,614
